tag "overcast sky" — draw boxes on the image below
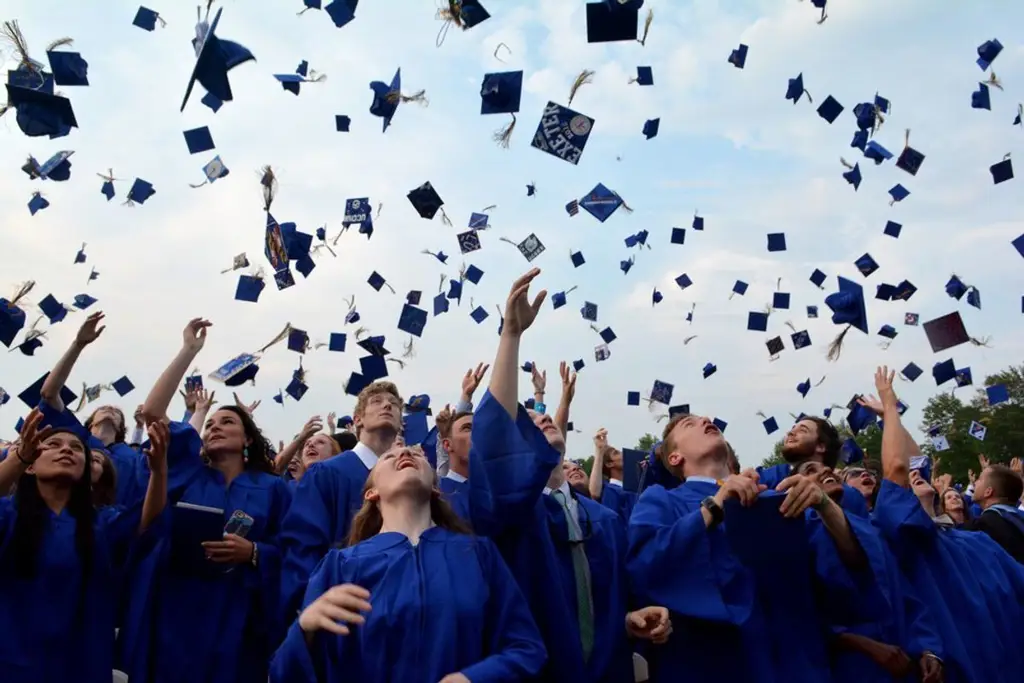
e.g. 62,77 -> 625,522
1,0 -> 1021,466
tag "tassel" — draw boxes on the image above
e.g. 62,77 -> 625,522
826,325 -> 851,362
589,323 -> 600,335
904,128 -> 911,150
815,376 -> 827,387
755,410 -> 767,420
480,204 -> 497,212
789,412 -> 800,421
188,180 -> 209,189
438,274 -> 447,293
387,357 -> 406,369
969,336 -> 992,348
655,413 -> 669,423
375,202 -> 383,219
72,383 -> 89,413
435,1 -> 462,47
256,323 -> 293,353
619,196 -> 634,213
498,236 -> 517,247
46,37 -> 74,52
567,69 -> 595,105
776,277 -> 782,290
1,21 -> 36,71
839,157 -> 855,170
879,340 -> 892,351
385,88 -> 428,105
565,285 -> 578,296
637,9 -> 653,46
493,42 -> 511,62
403,338 -> 415,358
785,321 -> 796,332
493,113 -> 516,148
353,325 -> 368,339
11,281 -> 35,306
439,208 -> 452,227
986,71 -> 1003,91
331,229 -> 344,246
683,335 -> 697,345
307,70 -> 327,84
259,166 -> 277,211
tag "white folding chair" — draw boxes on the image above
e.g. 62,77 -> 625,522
112,670 -> 129,683
633,653 -> 649,682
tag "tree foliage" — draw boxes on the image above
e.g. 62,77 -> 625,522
759,364 -> 1023,483
636,432 -> 658,452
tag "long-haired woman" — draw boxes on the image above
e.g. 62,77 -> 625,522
270,443 -> 546,683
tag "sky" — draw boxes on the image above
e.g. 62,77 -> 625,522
1,0 -> 1022,467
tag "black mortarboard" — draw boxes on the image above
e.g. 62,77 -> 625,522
933,359 -> 956,386
772,292 -> 790,310
235,272 -> 265,303
46,50 -> 89,87
642,118 -> 660,140
5,81 -> 78,137
19,372 -> 77,408
480,70 -> 523,115
675,273 -> 693,290
883,220 -> 902,238
971,82 -> 991,111
809,269 -> 826,288
922,312 -> 969,352
990,156 -> 1013,185
817,95 -> 843,124
180,8 -> 256,112
977,39 -> 1003,70
854,253 -> 879,277
325,0 -> 359,28
358,335 -> 389,356
792,330 -> 811,349
633,66 -> 653,86
570,250 -> 585,267
901,362 -> 922,381
407,182 -> 445,220
728,44 -> 748,69
747,311 -> 768,332
585,0 -> 640,43
786,73 -> 809,104
133,7 -> 164,31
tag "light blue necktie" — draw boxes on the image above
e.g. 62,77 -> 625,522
552,489 -> 595,662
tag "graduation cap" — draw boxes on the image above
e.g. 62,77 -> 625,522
922,312 -> 970,353
630,66 -> 653,86
369,67 -> 426,133
180,7 -> 256,112
585,0 -> 644,43
824,276 -> 867,361
46,46 -> 88,87
786,73 -> 811,104
971,82 -> 991,111
854,253 -> 879,277
642,118 -> 660,140
863,142 -> 892,165
901,362 -> 923,382
207,324 -> 292,386
766,232 -> 786,252
840,159 -> 861,190
481,70 -> 523,147
125,178 -> 155,206
19,371 -> 77,409
817,95 -> 843,124
675,273 -> 693,290
398,304 -> 427,337
437,0 -> 490,35
883,221 -> 902,238
407,182 -> 449,223
727,44 -> 748,69
888,184 -> 910,205
990,154 -> 1013,185
183,126 -> 215,154
73,293 -> 97,310
38,294 -> 68,324
191,155 -> 230,188
702,363 -> 717,379
895,129 -> 925,176
274,60 -> 326,96
932,359 -> 956,386
23,150 -> 74,181
112,376 -> 135,397
133,7 -> 166,31
986,384 -> 1009,405
579,183 -> 625,222
27,192 -> 49,215
977,38 -> 1003,71
531,101 -> 594,166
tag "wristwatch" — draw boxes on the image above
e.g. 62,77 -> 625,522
701,497 -> 724,527
250,542 -> 259,569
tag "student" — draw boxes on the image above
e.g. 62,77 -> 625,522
871,366 -> 1024,683
0,408 -> 168,683
467,269 -> 671,683
270,443 -> 546,682
121,318 -> 292,683
962,464 -> 1024,563
279,380 -> 403,619
589,428 -> 637,524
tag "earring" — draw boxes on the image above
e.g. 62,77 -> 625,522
243,446 -> 249,463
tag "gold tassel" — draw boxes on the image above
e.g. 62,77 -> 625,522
73,383 -> 89,413
499,236 -> 516,247
11,281 -> 35,306
259,166 -> 277,211
567,69 -> 595,106
637,9 -> 653,46
986,71 -> 1003,91
826,325 -> 851,362
46,37 -> 74,52
493,113 -> 516,148
256,323 -> 293,354
353,325 -> 368,339
1,21 -> 36,70
385,88 -> 428,106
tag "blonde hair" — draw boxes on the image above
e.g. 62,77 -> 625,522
353,382 -> 403,433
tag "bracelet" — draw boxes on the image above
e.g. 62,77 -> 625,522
250,542 -> 259,568
533,401 -> 547,414
15,449 -> 32,466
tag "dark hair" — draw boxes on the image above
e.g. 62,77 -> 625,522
332,430 -> 359,453
84,406 -> 128,445
91,451 -> 117,507
805,416 -> 841,469
204,406 -> 276,475
7,430 -> 96,581
726,443 -> 741,475
985,464 -> 1024,504
347,466 -> 471,547
939,487 -> 973,523
438,411 -> 473,441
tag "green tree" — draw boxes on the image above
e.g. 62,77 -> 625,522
636,432 -> 658,452
761,417 -> 883,470
580,456 -> 594,477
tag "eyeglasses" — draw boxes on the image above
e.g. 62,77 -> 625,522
843,467 -> 878,480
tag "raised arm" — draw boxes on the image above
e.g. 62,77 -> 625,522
0,409 -> 49,495
856,389 -> 920,470
139,420 -> 169,534
487,269 -> 546,419
40,312 -> 105,411
875,366 -> 910,487
589,428 -> 608,500
529,364 -> 546,409
188,389 -> 217,435
459,363 -> 489,412
275,415 -> 323,474
554,360 -> 575,436
141,318 -> 211,424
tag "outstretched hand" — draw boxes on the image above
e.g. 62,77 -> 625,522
502,269 -> 546,337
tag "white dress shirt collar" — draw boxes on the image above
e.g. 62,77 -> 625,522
353,441 -> 379,471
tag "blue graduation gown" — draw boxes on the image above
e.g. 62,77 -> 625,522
280,450 -> 371,618
827,512 -> 943,683
118,421 -> 292,683
466,391 -> 633,683
0,497 -> 142,683
599,481 -> 637,525
758,463 -> 869,517
270,528 -> 546,682
36,400 -> 146,505
873,479 -> 1024,683
627,480 -> 857,683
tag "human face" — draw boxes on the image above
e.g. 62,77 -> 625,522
562,461 -> 588,488
355,391 -> 402,434
972,468 -> 995,507
798,461 -> 843,501
529,411 -> 565,453
90,405 -> 124,431
90,450 -> 108,484
943,488 -> 964,514
843,466 -> 877,500
366,445 -> 434,503
605,448 -> 623,469
443,415 -> 473,466
782,419 -> 820,463
203,408 -> 250,456
30,431 -> 88,482
910,470 -> 937,510
664,415 -> 726,474
301,434 -> 336,469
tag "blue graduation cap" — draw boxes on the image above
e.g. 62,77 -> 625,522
883,220 -> 902,238
480,70 -> 522,115
901,362 -> 923,382
766,232 -> 786,252
772,292 -> 790,310
369,68 -> 408,133
642,118 -> 660,140
470,306 -> 489,324
324,0 -> 359,27
747,311 -> 768,332
464,265 -> 484,284
650,380 -> 674,405
585,0 -> 644,43
841,160 -> 861,190
328,332 -> 347,352
817,95 -> 844,124
864,141 -> 892,165
693,214 -> 705,231
180,8 -> 256,112
702,363 -> 717,379
112,376 -> 135,397
5,79 -> 78,138
652,288 -> 663,306
133,7 -> 165,31
888,184 -> 910,204
896,139 -> 925,176
763,416 -> 779,434
732,280 -> 748,296
126,178 -> 155,205
335,115 -> 351,132
986,384 -> 1009,405
633,66 -> 653,86
407,181 -> 445,220
932,359 -> 956,386
977,38 -> 1003,71
73,293 -> 97,310
197,156 -> 230,186
854,253 -> 879,278
728,44 -> 748,69
183,126 -> 215,154
46,50 -> 89,87
580,301 -> 598,322
971,82 -> 991,111
531,101 -> 594,165
675,273 -> 693,290
24,151 -> 74,181
28,192 -> 49,215
990,156 -> 1013,185
570,250 -> 585,267
579,183 -> 623,222
786,73 -> 809,104
809,268 -> 826,288
796,379 -> 811,398
791,330 -> 811,349
234,274 -> 264,303
19,372 -> 77,409
671,227 -> 685,245
38,294 -> 68,324
397,304 -> 427,337
839,438 -> 863,465
825,276 -> 868,333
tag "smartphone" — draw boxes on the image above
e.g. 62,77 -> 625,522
223,510 -> 255,538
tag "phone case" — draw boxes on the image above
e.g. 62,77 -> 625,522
223,510 -> 255,538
